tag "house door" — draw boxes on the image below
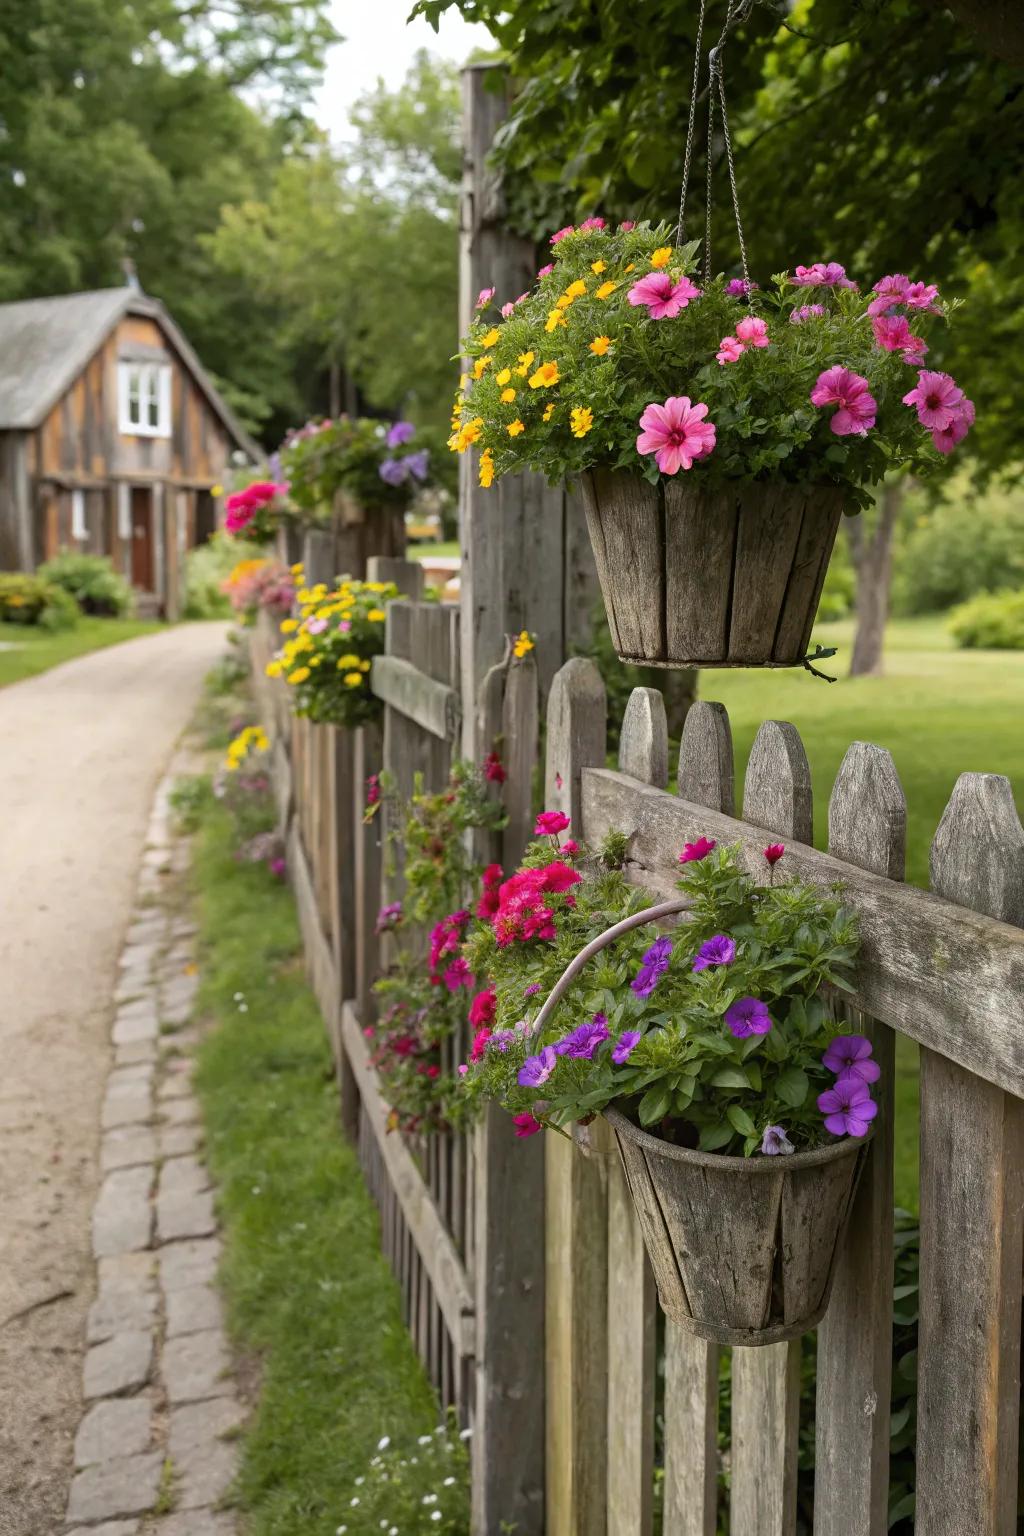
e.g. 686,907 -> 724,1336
130,488 -> 154,590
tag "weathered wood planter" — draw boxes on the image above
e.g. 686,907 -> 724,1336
580,468 -> 846,668
606,1107 -> 868,1345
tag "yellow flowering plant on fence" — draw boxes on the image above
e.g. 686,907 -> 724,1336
265,577 -> 402,729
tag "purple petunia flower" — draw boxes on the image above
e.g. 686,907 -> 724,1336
822,1034 -> 881,1086
760,1124 -> 795,1156
524,983 -> 542,997
692,934 -> 736,972
518,1046 -> 558,1087
375,900 -> 403,934
612,1030 -> 641,1065
489,1029 -> 518,1053
386,420 -> 416,448
402,449 -> 430,482
556,1014 -> 610,1059
631,935 -> 673,997
817,1077 -> 877,1138
725,996 -> 772,1039
379,457 -> 409,487
725,278 -> 759,297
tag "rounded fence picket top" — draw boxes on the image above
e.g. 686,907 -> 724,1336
579,469 -> 846,669
605,1107 -> 870,1345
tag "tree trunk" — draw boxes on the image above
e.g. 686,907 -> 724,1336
848,483 -> 902,678
663,669 -> 698,737
328,360 -> 341,419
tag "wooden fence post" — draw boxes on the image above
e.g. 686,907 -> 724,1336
916,774 -> 1024,1533
815,742 -> 903,1536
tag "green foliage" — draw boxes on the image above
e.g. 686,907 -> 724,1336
457,224 -> 954,508
183,533 -> 264,619
894,484 -> 1024,614
948,588 -> 1024,650
0,572 -> 78,629
817,541 -> 855,621
463,841 -> 861,1153
38,550 -> 133,616
168,773 -> 214,834
280,417 -> 432,520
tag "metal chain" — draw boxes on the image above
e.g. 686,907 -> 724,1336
675,0 -> 707,247
711,32 -> 752,293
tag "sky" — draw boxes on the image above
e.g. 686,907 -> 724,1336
314,0 -> 494,144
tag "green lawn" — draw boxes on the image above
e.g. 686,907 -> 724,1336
407,540 -> 460,562
0,615 -> 164,687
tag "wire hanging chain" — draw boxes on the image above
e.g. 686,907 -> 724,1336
675,0 -> 708,247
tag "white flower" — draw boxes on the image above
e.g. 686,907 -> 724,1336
377,1435 -> 391,1451
233,991 -> 244,1001
422,1494 -> 437,1504
355,1476 -> 365,1486
335,1527 -> 347,1535
443,1476 -> 455,1486
350,1497 -> 360,1507
389,1528 -> 399,1535
431,1514 -> 442,1523
418,1435 -> 432,1446
459,1428 -> 472,1441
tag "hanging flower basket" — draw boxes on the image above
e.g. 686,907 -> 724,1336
581,468 -> 845,667
606,1107 -> 868,1344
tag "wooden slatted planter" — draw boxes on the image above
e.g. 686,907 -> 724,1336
580,467 -> 845,667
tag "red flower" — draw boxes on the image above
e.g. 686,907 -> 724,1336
679,837 -> 716,864
513,1112 -> 543,1138
764,843 -> 785,866
469,988 -> 497,1028
470,1027 -> 492,1062
482,863 -> 503,887
562,839 -> 579,857
483,751 -> 507,784
535,810 -> 570,836
537,861 -> 582,894
477,886 -> 500,919
392,1035 -> 417,1056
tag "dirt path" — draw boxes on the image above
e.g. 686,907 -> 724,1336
0,623 -> 226,1536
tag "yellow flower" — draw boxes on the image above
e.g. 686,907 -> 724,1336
266,660 -> 283,678
211,483 -> 223,497
336,654 -> 361,669
473,356 -> 492,380
543,403 -> 555,422
365,582 -> 387,592
591,260 -> 607,275
459,371 -> 469,390
507,419 -> 525,437
481,327 -> 501,347
528,361 -> 560,389
555,293 -> 573,310
495,368 -> 512,386
367,607 -> 386,622
565,279 -> 587,299
450,417 -> 484,453
290,562 -> 304,577
625,263 -> 635,273
479,450 -> 495,489
651,247 -> 673,268
595,281 -> 617,299
513,630 -> 535,658
570,406 -> 594,438
288,666 -> 311,684
545,308 -> 567,332
280,618 -> 298,633
344,672 -> 364,687
359,659 -> 372,672
296,588 -> 313,604
514,351 -> 535,378
589,335 -> 612,356
500,387 -> 516,403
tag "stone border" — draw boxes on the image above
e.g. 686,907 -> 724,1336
65,763 -> 242,1535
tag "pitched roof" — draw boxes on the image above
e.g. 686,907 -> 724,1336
0,287 -> 259,457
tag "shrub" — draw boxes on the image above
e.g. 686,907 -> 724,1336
37,550 -> 133,616
0,572 -> 78,629
948,588 -> 1024,650
817,546 -> 856,621
184,532 -> 264,619
894,485 -> 1024,614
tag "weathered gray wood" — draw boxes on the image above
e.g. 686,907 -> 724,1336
816,742 -> 902,1536
606,1147 -> 656,1536
365,554 -> 424,599
677,699 -> 734,817
730,1343 -> 801,1535
544,657 -> 607,833
743,719 -> 814,845
354,722 -> 383,1023
302,527 -> 336,588
729,487 -> 806,663
341,1003 -> 475,1357
501,653 -> 539,868
563,486 -> 601,656
580,770 -> 1024,1098
580,468 -> 663,661
774,493 -> 845,660
371,652 -> 460,743
618,688 -> 668,789
663,480 -> 737,662
663,1326 -> 719,1536
917,773 -> 1024,1535
286,820 -> 338,1033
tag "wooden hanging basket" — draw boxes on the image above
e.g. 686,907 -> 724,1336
605,1107 -> 869,1345
579,469 -> 846,668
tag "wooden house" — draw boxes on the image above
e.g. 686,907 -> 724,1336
0,286 -> 258,616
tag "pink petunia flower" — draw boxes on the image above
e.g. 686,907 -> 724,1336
931,396 -> 975,454
476,286 -> 495,310
500,301 -> 515,319
535,810 -> 570,837
872,313 -> 928,362
628,272 -> 701,320
636,397 -> 716,475
716,336 -> 745,365
792,262 -> 856,289
578,216 -> 606,232
513,1112 -> 543,1138
902,369 -> 965,431
735,315 -> 769,348
550,226 -> 574,245
904,280 -> 940,312
679,837 -> 716,863
867,273 -> 911,316
790,304 -> 825,324
537,263 -> 554,278
810,366 -> 877,436
619,220 -> 636,232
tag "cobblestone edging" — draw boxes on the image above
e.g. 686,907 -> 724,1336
65,764 -> 243,1535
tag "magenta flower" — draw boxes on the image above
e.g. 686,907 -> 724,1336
628,272 -> 701,319
735,315 -> 769,348
871,312 -> 926,359
500,301 -> 515,319
904,280 -> 940,312
822,1034 -> 881,1086
535,810 -> 570,837
550,226 -> 574,245
612,1030 -> 641,1065
792,261 -> 856,289
869,273 -> 911,315
931,396 -> 975,454
679,837 -> 716,863
578,216 -> 606,232
375,900 -> 403,934
518,1046 -> 558,1087
693,934 -> 736,972
725,996 -> 772,1038
716,336 -> 745,366
725,277 -> 759,296
537,263 -> 554,278
763,843 -> 785,866
810,366 -> 877,437
817,1077 -> 877,1137
619,220 -> 636,231
269,856 -> 286,879
444,957 -> 473,992
556,1014 -> 610,1059
902,369 -> 966,431
513,1112 -> 543,1138
790,303 -> 825,324
631,936 -> 673,998
524,983 -> 542,997
761,1124 -> 795,1156
636,397 -> 716,475
475,286 -> 495,310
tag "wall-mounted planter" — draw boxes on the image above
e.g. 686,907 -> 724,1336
580,469 -> 845,668
606,1107 -> 868,1345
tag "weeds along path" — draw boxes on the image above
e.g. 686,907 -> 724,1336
0,622 -> 225,1536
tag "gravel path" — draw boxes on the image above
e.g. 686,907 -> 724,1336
0,625 -> 226,1536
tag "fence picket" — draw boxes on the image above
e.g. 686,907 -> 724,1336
544,657 -> 606,831
500,653 -> 539,867
742,719 -> 813,846
815,743 -> 903,1536
676,699 -> 735,816
917,773 -> 1024,1533
618,687 -> 669,789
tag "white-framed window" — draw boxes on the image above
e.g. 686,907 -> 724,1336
117,362 -> 172,438
71,488 -> 87,541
